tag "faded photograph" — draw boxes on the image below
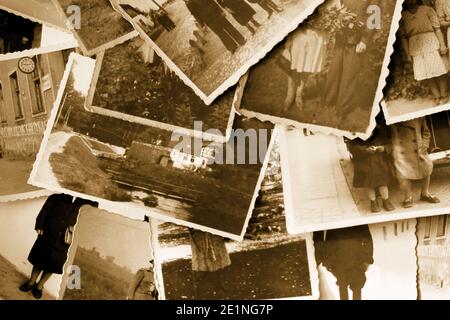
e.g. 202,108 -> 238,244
0,49 -> 73,201
59,208 -> 157,300
51,0 -> 137,55
153,143 -> 318,300
86,37 -> 235,142
238,0 -> 402,137
280,111 -> 450,233
112,0 -> 324,103
315,219 -> 417,300
384,0 -> 450,124
0,195 -> 96,300
30,53 -> 273,240
417,213 -> 450,299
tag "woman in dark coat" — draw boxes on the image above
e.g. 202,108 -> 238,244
314,225 -> 374,300
19,194 -> 97,299
217,0 -> 261,35
345,119 -> 395,213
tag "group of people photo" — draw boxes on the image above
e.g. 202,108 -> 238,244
240,0 -> 398,134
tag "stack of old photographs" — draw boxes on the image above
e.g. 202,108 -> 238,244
0,0 -> 449,301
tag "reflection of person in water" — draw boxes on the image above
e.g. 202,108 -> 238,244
127,260 -> 158,300
19,194 -> 98,299
247,0 -> 282,18
155,9 -> 176,32
314,225 -> 374,300
217,0 -> 262,35
184,0 -> 246,53
189,229 -> 231,298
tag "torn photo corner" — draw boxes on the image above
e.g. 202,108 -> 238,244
109,0 -> 326,105
313,219 -> 417,300
85,37 -> 237,143
236,0 -> 404,140
0,5 -> 77,61
0,47 -> 77,203
151,144 -> 319,300
382,3 -> 450,125
57,205 -> 156,300
50,0 -> 138,56
279,112 -> 450,234
29,52 -> 275,241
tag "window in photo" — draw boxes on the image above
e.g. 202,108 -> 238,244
436,215 -> 447,238
30,57 -> 45,115
0,83 -> 6,124
9,72 -> 23,120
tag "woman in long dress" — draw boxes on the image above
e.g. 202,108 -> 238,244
282,27 -> 328,113
400,0 -> 448,104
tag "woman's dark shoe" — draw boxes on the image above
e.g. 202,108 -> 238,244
382,199 -> 395,211
31,286 -> 43,299
420,194 -> 441,204
402,197 -> 414,208
19,282 -> 34,292
371,200 -> 381,213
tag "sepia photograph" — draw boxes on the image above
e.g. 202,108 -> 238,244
237,0 -> 403,138
152,143 -> 319,300
0,5 -> 76,59
30,52 -> 274,240
0,194 -> 97,300
417,213 -> 450,300
280,111 -> 450,233
51,0 -> 138,56
86,37 -> 236,142
59,207 -> 157,300
0,48 -> 74,201
111,0 -> 325,104
383,0 -> 450,124
315,220 -> 417,300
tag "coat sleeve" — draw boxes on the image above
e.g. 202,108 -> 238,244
34,194 -> 58,230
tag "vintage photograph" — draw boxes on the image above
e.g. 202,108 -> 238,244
30,53 -> 274,240
383,0 -> 450,124
51,0 -> 138,56
315,219 -> 417,300
280,111 -> 450,233
152,143 -> 318,300
237,0 -> 403,138
0,0 -> 67,31
0,6 -> 76,58
417,213 -> 450,300
111,0 -> 325,104
86,37 -> 236,142
59,207 -> 157,300
0,194 -> 97,300
0,48 -> 74,201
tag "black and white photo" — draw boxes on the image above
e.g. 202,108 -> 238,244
237,0 -> 403,138
30,53 -> 273,240
111,0 -> 325,104
279,111 -> 450,233
383,0 -> 450,124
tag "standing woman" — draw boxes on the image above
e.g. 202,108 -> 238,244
247,0 -> 282,18
400,0 -> 449,104
19,194 -> 97,299
391,117 -> 440,208
217,0 -> 262,35
281,26 -> 328,113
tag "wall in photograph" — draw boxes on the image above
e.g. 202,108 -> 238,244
316,219 -> 418,300
0,196 -> 61,298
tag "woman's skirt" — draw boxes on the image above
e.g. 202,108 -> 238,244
28,237 -> 69,275
409,32 -> 448,81
284,28 -> 327,74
